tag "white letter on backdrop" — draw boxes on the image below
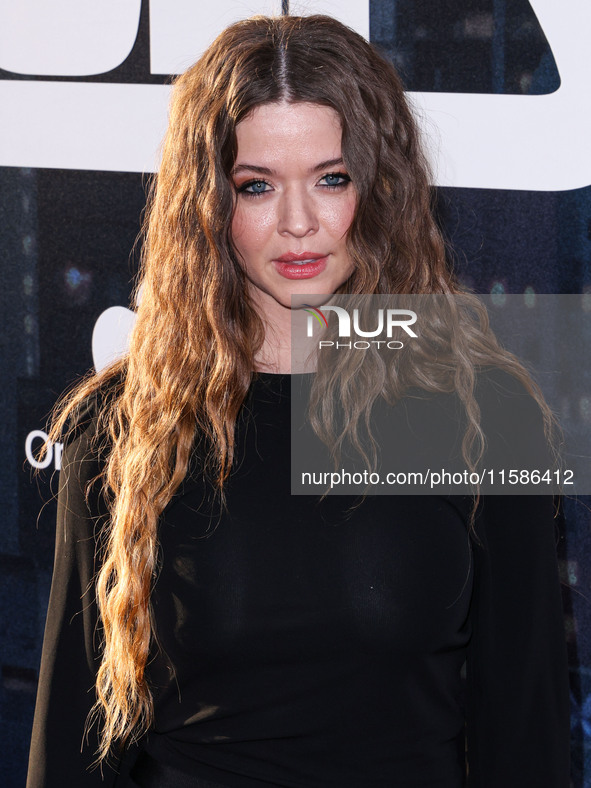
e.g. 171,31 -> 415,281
0,0 -> 141,76
150,0 -> 283,75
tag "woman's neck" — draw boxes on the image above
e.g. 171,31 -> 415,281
254,342 -> 316,374
253,301 -> 317,374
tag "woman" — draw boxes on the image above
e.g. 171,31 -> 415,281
27,14 -> 570,788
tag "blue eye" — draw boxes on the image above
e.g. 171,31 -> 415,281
320,172 -> 351,188
238,179 -> 271,196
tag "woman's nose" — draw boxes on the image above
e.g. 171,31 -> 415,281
277,186 -> 319,237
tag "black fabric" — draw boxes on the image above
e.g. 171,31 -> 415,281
26,372 -> 570,787
131,751 -> 231,788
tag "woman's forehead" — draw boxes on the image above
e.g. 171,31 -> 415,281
234,102 -> 343,174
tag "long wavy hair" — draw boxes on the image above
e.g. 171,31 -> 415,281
48,14 -> 555,762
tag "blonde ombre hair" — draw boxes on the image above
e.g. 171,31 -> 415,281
48,14 -> 555,763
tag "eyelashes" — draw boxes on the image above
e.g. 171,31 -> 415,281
319,172 -> 351,189
235,172 -> 352,198
236,179 -> 271,197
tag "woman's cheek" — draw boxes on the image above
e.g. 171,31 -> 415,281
231,204 -> 277,258
322,195 -> 357,238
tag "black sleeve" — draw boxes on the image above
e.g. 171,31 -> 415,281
465,494 -> 570,787
26,400 -> 136,787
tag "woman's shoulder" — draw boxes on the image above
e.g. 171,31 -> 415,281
63,372 -> 123,444
474,365 -> 548,445
475,364 -> 538,403
58,373 -> 123,498
474,365 -> 560,501
52,378 -> 122,557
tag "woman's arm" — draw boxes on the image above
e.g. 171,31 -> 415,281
26,399 -> 134,787
466,494 -> 570,787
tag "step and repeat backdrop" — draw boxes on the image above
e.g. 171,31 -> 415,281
1,0 -> 590,785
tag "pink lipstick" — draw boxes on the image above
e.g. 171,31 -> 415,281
273,252 -> 328,280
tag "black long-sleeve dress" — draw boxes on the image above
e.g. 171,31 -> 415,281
26,371 -> 570,787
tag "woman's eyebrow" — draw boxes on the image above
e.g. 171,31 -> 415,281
232,158 -> 345,176
311,157 -> 345,172
232,164 -> 273,176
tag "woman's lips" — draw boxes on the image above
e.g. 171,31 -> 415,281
272,255 -> 328,280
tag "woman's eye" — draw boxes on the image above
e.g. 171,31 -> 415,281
238,180 -> 271,196
319,172 -> 351,188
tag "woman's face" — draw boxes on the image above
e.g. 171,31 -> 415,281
231,101 -> 356,318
